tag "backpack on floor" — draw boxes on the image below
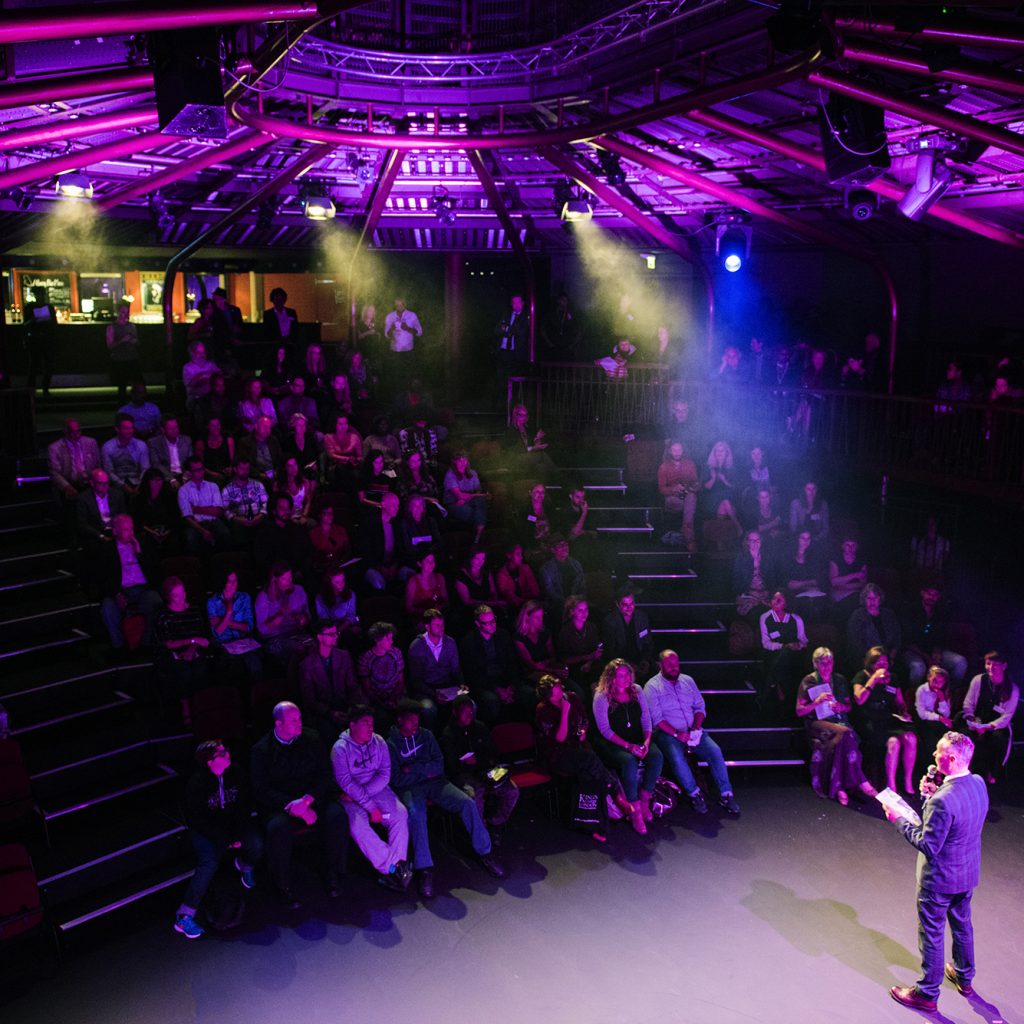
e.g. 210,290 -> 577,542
570,784 -> 609,836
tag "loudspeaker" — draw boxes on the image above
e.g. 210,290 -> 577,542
149,30 -> 227,139
818,93 -> 891,186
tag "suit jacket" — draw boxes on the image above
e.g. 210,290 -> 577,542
459,627 -> 521,694
146,434 -> 193,480
602,607 -> 655,666
76,487 -> 127,542
263,306 -> 299,343
897,773 -> 988,893
94,534 -> 160,599
297,647 -> 358,720
235,434 -> 283,481
48,435 -> 100,492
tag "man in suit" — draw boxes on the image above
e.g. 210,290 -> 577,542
263,287 -> 299,344
76,468 -> 126,547
48,419 -> 100,502
885,730 -> 989,1012
146,416 -> 192,489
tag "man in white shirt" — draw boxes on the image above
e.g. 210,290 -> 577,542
147,416 -> 192,488
645,649 -> 740,815
222,458 -> 268,548
76,467 -> 127,547
178,457 -> 230,553
101,413 -> 149,495
98,514 -> 163,651
383,296 -> 422,393
758,590 -> 808,710
48,418 -> 100,502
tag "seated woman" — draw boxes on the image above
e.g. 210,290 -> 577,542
443,451 -> 489,544
495,542 -> 540,612
254,561 -> 312,665
453,548 -> 501,619
363,414 -> 402,469
237,376 -> 277,434
788,480 -> 829,541
206,568 -> 262,687
346,348 -> 374,406
795,646 -> 878,806
356,621 -> 406,732
397,449 -> 442,511
733,530 -> 773,620
746,444 -> 771,496
193,416 -> 234,484
315,566 -> 360,642
403,548 -> 449,626
779,529 -> 827,622
657,441 -> 699,551
915,665 -> 955,756
960,650 -> 1019,784
308,503 -> 351,576
850,646 -> 917,796
534,674 -> 632,842
518,481 -> 553,551
556,596 -> 603,692
155,575 -> 212,725
701,440 -> 736,517
591,659 -> 664,834
322,414 -> 363,491
132,468 -> 181,555
281,456 -> 316,526
513,600 -> 571,690
281,412 -> 320,478
846,583 -> 902,666
503,404 -> 558,481
748,486 -> 784,544
829,535 -> 868,624
261,343 -> 294,399
174,740 -> 261,940
398,494 -> 443,568
182,340 -> 218,414
357,450 -> 395,513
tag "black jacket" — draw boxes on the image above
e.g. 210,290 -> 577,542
250,727 -> 333,816
459,627 -> 522,695
184,764 -> 250,845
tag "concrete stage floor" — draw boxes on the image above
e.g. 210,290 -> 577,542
7,777 -> 1023,1024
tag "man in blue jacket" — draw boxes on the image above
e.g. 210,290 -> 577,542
885,730 -> 988,1012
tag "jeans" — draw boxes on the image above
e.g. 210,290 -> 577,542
100,584 -> 164,647
342,788 -> 409,875
184,518 -> 231,555
178,826 -> 263,916
262,802 -> 349,890
916,886 -> 975,999
901,649 -> 968,687
399,777 -> 492,870
654,730 -> 733,798
593,736 -> 664,802
448,497 -> 487,528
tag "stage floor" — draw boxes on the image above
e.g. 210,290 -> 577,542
7,777 -> 1023,1024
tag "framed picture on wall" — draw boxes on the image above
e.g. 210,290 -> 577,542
140,272 -> 165,312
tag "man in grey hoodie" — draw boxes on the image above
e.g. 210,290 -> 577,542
332,705 -> 412,892
387,699 -> 507,899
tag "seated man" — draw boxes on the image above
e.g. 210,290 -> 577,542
331,705 -> 412,893
645,649 -> 741,815
236,414 -> 283,486
276,376 -> 320,433
899,584 -> 968,689
177,457 -> 230,554
407,608 -> 465,729
48,418 -> 100,504
388,700 -> 507,899
602,587 -> 654,679
97,514 -> 163,653
76,467 -> 126,548
101,412 -> 149,497
758,590 -> 809,709
254,492 -> 313,583
175,740 -> 261,940
221,457 -> 268,549
117,381 -> 162,440
538,534 -> 585,606
458,604 -> 534,724
250,702 -> 349,906
441,694 -> 520,841
298,619 -> 359,746
658,441 -> 699,550
147,416 -> 192,489
358,491 -> 405,591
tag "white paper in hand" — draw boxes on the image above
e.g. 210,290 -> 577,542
876,788 -> 921,827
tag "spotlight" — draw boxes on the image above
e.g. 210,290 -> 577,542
55,171 -> 93,199
552,180 -> 593,221
640,252 -> 657,271
430,185 -> 457,226
715,219 -> 751,273
149,189 -> 174,231
347,153 -> 375,182
7,187 -> 32,210
897,151 -> 954,221
845,187 -> 877,222
597,150 -> 626,186
304,195 -> 336,220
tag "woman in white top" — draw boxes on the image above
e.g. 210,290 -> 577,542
960,650 -> 1019,783
237,377 -> 277,433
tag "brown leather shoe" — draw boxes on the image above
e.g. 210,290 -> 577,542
890,986 -> 938,1013
944,963 -> 974,997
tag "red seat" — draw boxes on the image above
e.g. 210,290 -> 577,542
491,722 -> 556,817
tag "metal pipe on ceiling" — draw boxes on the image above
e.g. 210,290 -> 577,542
595,135 -> 900,394
538,144 -> 716,362
346,149 -> 403,344
468,149 -> 536,363
0,107 -> 159,153
228,46 -> 825,152
809,68 -> 1024,160
687,108 -> 1024,250
835,15 -> 1024,50
0,131 -> 165,191
161,141 -> 336,358
96,131 -> 271,210
0,67 -> 154,112
840,41 -> 1024,98
0,1 -> 325,46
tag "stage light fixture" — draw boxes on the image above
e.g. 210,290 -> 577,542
715,220 -> 751,273
430,185 -> 458,226
55,171 -> 93,199
845,187 -> 877,222
347,152 -> 375,182
552,180 -> 593,221
640,252 -> 657,270
149,189 -> 174,231
597,150 -> 626,186
897,151 -> 954,222
304,195 -> 336,220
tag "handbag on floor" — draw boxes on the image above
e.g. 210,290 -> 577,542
570,783 -> 609,836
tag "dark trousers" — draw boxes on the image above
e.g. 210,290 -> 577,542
263,803 -> 349,890
178,826 -> 263,916
916,886 -> 975,999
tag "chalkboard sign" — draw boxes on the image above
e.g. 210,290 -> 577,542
21,271 -> 73,310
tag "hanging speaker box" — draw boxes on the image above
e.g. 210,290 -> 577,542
818,93 -> 891,186
149,30 -> 227,139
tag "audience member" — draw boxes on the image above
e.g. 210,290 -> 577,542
102,413 -> 149,496
899,584 -> 968,689
236,415 -> 283,486
182,341 -> 218,412
178,457 -> 229,554
77,467 -> 126,547
48,418 -> 100,503
910,516 -> 950,574
556,596 -> 603,692
404,549 -> 449,624
315,568 -> 359,639
459,604 -> 531,724
238,377 -> 278,434
323,414 -> 363,490
398,494 -> 442,567
206,567 -> 261,686
789,480 -> 829,540
538,534 -> 585,607
282,413 -> 320,476
281,456 -> 316,525
97,514 -> 163,653
277,376 -> 320,433
519,481 -> 553,549
263,287 -> 298,344
828,535 -> 868,623
117,382 -> 162,439
397,450 -> 441,508
846,583 -> 902,665
733,530 -> 773,620
155,576 -> 211,724
357,622 -> 406,727
132,468 -> 180,554
255,493 -> 313,584
407,609 -> 464,726
261,345 -> 294,399
308,503 -> 351,576
914,666 -> 955,755
255,561 -> 312,664
443,451 -> 488,542
658,441 -> 699,551
298,619 -> 358,745
504,404 -> 557,481
495,542 -> 540,611
779,529 -> 827,621
702,440 -> 735,516
960,650 -> 1019,783
221,458 -> 268,548
602,587 -> 654,679
193,413 -> 234,483
356,450 -> 394,512
759,591 -> 809,708
147,416 -> 192,488
514,600 -> 567,686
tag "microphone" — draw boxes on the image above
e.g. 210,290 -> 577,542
926,765 -> 938,783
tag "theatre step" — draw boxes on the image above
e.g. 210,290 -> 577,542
7,683 -> 136,748
0,624 -> 94,670
0,497 -> 54,530
584,505 -> 657,535
706,726 -> 807,766
557,466 -> 626,492
37,810 -> 189,909
0,597 -> 96,646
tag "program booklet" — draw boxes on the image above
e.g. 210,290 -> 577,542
876,788 -> 921,826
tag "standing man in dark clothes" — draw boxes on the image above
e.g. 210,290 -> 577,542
885,731 -> 989,1013
26,285 -> 58,396
250,702 -> 349,906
